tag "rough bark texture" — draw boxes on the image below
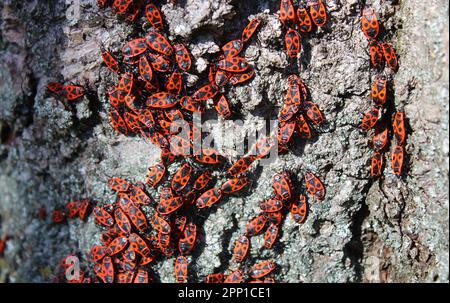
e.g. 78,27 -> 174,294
0,0 -> 448,282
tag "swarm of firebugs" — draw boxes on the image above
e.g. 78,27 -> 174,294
359,6 -> 406,177
98,3 -> 259,145
277,0 -> 327,147
202,0 -> 329,283
203,170 -> 325,283
49,1 -> 268,283
46,0 -> 332,283
280,0 -> 327,58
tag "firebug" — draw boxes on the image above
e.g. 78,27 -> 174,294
304,172 -> 326,200
101,48 -> 121,74
285,29 -> 301,58
360,107 -> 380,131
297,2 -> 312,33
146,162 -> 166,187
297,114 -> 312,139
361,7 -> 379,40
52,210 -> 66,223
278,120 -> 296,145
221,177 -> 249,194
122,38 -> 148,58
196,188 -> 223,208
150,214 -> 171,234
192,83 -> 219,102
242,18 -> 261,42
215,95 -> 232,119
178,222 -> 197,255
171,163 -> 193,192
174,43 -> 192,71
194,148 -> 222,165
280,0 -> 297,28
264,223 -> 279,248
260,198 -> 284,213
193,171 -> 212,191
228,155 -> 257,177
291,195 -> 308,223
89,245 -> 107,262
224,269 -> 244,283
114,208 -> 132,235
147,53 -> 171,72
369,40 -> 384,68
222,40 -> 243,58
393,111 -> 406,145
106,236 -> 128,256
147,92 -> 178,108
233,235 -> 250,263
139,55 -> 154,83
246,214 -> 268,236
249,260 -> 276,278
308,0 -> 327,26
205,273 -> 224,283
166,72 -> 183,95
108,177 -> 131,192
372,126 -> 389,151
146,30 -> 174,56
381,42 -> 398,71
145,4 -> 164,30
175,256 -> 188,283
391,145 -> 404,175
273,172 -> 293,200
302,101 -> 325,125
60,85 -> 85,101
93,206 -> 114,227
371,152 -> 383,177
229,69 -> 255,86
157,195 -> 183,215
217,57 -> 250,73
372,77 -> 387,107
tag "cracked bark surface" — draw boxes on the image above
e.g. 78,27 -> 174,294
0,0 -> 448,282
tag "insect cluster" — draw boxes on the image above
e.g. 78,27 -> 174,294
48,0 -> 282,283
359,6 -> 406,177
280,0 -> 327,59
203,170 -> 325,283
47,0 -> 330,283
100,5 -> 262,147
36,0 -> 406,284
202,0 -> 331,282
